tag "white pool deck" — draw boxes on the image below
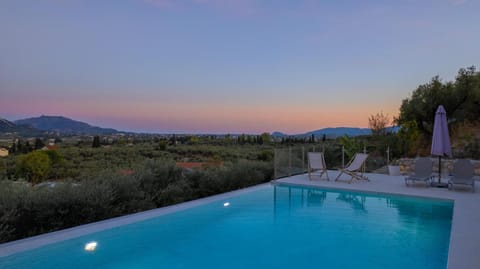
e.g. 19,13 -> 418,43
1,171 -> 479,269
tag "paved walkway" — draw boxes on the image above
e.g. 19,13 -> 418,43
276,170 -> 480,269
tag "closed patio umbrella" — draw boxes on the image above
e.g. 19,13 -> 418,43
431,105 -> 451,185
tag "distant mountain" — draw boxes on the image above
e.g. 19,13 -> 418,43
0,118 -> 16,131
304,127 -> 372,138
0,118 -> 43,136
385,126 -> 400,133
14,115 -> 119,135
271,126 -> 402,139
271,131 -> 288,137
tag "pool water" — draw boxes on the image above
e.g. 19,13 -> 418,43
0,184 -> 453,269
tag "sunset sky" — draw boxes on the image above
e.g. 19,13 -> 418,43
1,0 -> 479,134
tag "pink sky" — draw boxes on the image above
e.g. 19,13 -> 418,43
1,92 -> 400,134
1,0 -> 477,134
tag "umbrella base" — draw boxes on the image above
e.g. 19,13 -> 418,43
431,182 -> 448,188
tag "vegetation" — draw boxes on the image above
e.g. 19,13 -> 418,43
368,111 -> 391,136
16,151 -> 52,184
397,66 -> 480,156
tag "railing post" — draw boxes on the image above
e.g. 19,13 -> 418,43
274,148 -> 277,179
386,146 -> 390,165
363,145 -> 367,173
302,146 -> 305,172
288,147 -> 292,177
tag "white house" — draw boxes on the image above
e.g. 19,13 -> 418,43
0,148 -> 9,157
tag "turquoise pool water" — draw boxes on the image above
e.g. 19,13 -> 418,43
0,184 -> 453,269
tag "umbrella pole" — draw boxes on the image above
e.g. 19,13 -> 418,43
438,156 -> 441,184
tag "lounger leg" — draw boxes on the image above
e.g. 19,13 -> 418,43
335,171 -> 343,181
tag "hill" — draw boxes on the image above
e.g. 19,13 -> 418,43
14,115 -> 119,135
271,131 -> 288,138
0,118 -> 43,136
272,126 -> 398,138
304,127 -> 372,138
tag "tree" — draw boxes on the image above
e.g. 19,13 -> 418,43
92,136 -> 101,148
397,76 -> 452,135
260,132 -> 271,144
16,151 -> 52,184
10,142 -> 16,154
158,141 -> 167,151
43,149 -> 65,180
43,149 -> 63,165
23,141 -> 33,153
451,66 -> 480,122
368,111 -> 391,136
169,134 -> 177,145
34,138 -> 45,150
338,135 -> 363,160
188,136 -> 199,144
0,159 -> 6,179
397,66 -> 480,136
16,140 -> 23,153
397,120 -> 420,157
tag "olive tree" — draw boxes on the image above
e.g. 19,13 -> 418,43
16,151 -> 52,184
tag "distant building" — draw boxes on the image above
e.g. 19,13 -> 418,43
0,148 -> 8,157
41,145 -> 59,151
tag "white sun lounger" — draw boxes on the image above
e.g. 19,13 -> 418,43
405,157 -> 433,187
307,152 -> 329,180
448,159 -> 475,192
335,153 -> 368,183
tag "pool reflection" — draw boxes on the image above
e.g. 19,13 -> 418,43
273,185 -> 328,214
336,193 -> 367,213
273,184 -> 452,226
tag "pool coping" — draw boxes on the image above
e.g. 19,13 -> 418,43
0,183 -> 269,258
273,180 -> 455,202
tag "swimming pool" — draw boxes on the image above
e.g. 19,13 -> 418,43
0,183 -> 453,269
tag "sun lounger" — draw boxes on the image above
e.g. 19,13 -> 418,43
448,159 -> 475,192
335,153 -> 368,183
307,152 -> 329,180
405,157 -> 433,186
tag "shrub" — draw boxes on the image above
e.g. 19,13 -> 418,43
257,149 -> 274,161
16,151 -> 52,184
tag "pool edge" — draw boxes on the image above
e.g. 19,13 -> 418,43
0,183 -> 270,258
